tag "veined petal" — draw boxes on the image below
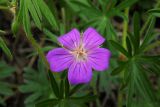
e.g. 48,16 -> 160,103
68,61 -> 92,85
83,27 -> 105,49
88,48 -> 111,71
58,28 -> 81,50
46,48 -> 73,72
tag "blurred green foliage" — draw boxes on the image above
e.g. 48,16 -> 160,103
0,61 -> 16,106
0,0 -> 160,107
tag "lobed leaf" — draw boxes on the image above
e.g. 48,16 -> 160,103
109,40 -> 130,57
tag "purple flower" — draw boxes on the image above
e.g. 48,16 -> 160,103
46,27 -> 111,85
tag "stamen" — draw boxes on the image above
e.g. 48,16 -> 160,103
70,42 -> 87,61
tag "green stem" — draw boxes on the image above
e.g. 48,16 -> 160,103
0,30 -> 6,34
122,8 -> 129,49
61,8 -> 66,33
0,6 -> 9,10
91,77 -> 101,107
27,34 -> 49,69
93,88 -> 101,107
118,7 -> 129,107
140,0 -> 160,36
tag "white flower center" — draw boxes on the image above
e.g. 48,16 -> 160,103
70,43 -> 87,61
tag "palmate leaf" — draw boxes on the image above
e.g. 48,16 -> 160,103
19,59 -> 51,107
125,61 -> 157,107
109,40 -> 130,57
17,0 -> 57,67
0,61 -> 15,106
135,64 -> 156,103
19,0 -> 58,30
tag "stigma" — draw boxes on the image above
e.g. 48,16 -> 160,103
70,42 -> 88,61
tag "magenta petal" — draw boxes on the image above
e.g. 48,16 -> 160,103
68,61 -> 92,85
46,48 -> 73,72
88,48 -> 111,71
58,28 -> 81,50
83,27 -> 105,49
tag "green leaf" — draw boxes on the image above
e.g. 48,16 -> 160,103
38,0 -> 58,30
111,62 -> 127,76
32,0 -> 42,20
60,79 -> 64,99
148,9 -> 160,17
0,0 -> 7,4
135,64 -> 156,104
19,59 -> 51,107
43,28 -> 58,44
126,36 -> 132,56
65,77 -> 70,98
140,17 -> 156,51
0,82 -> 14,96
109,40 -> 129,57
25,93 -> 41,104
35,99 -> 59,107
133,12 -> 140,53
126,75 -> 135,107
116,0 -> 138,10
127,32 -> 137,55
69,84 -> 83,96
0,62 -> 15,79
23,0 -> 31,36
17,0 -> 24,22
70,94 -> 97,103
0,96 -> 5,106
0,37 -> 13,60
27,0 -> 42,29
22,0 -> 49,67
27,46 -> 54,58
48,71 -> 60,98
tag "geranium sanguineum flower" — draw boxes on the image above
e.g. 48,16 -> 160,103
46,27 -> 111,85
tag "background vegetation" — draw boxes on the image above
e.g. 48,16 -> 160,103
0,0 -> 160,107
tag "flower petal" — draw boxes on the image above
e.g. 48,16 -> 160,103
68,61 -> 92,85
88,48 -> 111,71
83,27 -> 105,49
46,48 -> 73,72
58,28 -> 81,50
